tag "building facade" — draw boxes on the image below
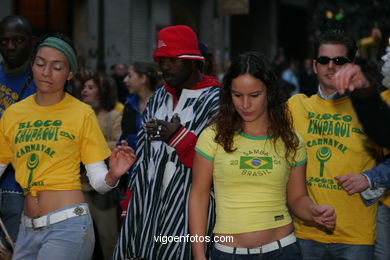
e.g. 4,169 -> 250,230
1,0 -> 312,74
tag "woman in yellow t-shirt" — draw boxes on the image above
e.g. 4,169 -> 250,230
0,33 -> 135,260
189,52 -> 336,260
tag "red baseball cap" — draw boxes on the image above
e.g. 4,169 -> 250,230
153,25 -> 205,62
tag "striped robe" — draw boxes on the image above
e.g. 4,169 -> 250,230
114,79 -> 220,260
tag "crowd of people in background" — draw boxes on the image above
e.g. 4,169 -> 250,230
0,13 -> 390,260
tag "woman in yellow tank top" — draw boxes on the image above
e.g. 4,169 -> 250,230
0,33 -> 136,260
189,52 -> 336,260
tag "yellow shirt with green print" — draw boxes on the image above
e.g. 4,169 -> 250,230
195,125 -> 307,234
0,93 -> 111,196
288,94 -> 383,245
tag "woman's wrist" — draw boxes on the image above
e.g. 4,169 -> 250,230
105,170 -> 119,187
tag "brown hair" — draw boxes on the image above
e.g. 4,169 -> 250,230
131,61 -> 163,90
214,51 -> 299,161
88,73 -> 118,111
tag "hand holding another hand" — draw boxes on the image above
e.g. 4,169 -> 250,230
311,204 -> 336,230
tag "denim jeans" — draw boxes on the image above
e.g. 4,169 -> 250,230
12,203 -> 95,260
374,202 -> 390,260
298,238 -> 373,260
0,190 -> 24,251
211,243 -> 301,260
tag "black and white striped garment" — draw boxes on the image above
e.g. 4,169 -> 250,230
114,85 -> 220,260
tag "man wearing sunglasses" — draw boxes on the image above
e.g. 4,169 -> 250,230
288,29 -> 384,260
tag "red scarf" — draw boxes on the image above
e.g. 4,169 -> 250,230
163,74 -> 221,106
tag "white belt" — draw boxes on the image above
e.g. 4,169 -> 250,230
21,204 -> 89,230
214,233 -> 296,254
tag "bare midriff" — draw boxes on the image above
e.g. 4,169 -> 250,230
215,223 -> 294,248
24,190 -> 85,218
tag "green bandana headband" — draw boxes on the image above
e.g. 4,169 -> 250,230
38,36 -> 78,75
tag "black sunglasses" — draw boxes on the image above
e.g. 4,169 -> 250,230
316,56 -> 351,66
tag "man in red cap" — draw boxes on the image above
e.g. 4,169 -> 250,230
114,25 -> 220,260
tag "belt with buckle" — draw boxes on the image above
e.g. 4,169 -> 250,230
214,233 -> 296,254
22,204 -> 89,230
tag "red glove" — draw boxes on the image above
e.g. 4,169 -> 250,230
119,189 -> 133,218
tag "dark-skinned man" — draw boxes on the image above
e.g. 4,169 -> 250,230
0,15 -> 35,256
114,25 -> 220,260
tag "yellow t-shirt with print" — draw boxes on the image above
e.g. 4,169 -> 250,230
0,93 -> 111,196
288,94 -> 382,245
195,125 -> 307,234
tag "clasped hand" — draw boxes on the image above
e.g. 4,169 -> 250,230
144,114 -> 181,142
311,204 -> 336,230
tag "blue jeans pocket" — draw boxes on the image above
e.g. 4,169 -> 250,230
42,214 -> 95,260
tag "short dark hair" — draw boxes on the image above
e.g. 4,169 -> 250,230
314,29 -> 357,60
0,15 -> 32,38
